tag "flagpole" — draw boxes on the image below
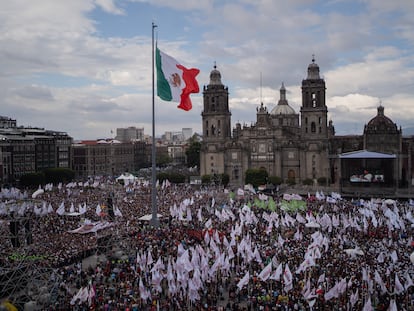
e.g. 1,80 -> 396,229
150,21 -> 159,228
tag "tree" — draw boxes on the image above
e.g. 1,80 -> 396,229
245,168 -> 268,188
157,172 -> 186,183
156,153 -> 172,167
268,176 -> 283,186
201,174 -> 212,184
44,168 -> 75,184
185,138 -> 201,168
220,173 -> 230,187
20,172 -> 45,188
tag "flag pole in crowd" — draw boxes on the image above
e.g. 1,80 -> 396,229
152,24 -> 200,226
150,21 -> 159,228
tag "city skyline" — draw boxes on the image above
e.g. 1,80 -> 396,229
1,1 -> 414,140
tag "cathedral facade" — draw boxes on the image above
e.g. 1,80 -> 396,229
200,58 -> 414,193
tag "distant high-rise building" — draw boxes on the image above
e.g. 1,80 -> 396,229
115,127 -> 144,142
163,131 -> 173,142
182,128 -> 193,141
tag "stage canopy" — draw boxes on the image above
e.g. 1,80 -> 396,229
339,150 -> 396,159
116,173 -> 137,182
138,214 -> 163,221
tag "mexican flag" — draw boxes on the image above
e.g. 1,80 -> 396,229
156,47 -> 200,111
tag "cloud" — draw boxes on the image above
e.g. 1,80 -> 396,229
1,0 -> 414,141
139,0 -> 214,11
13,85 -> 54,101
95,0 -> 125,15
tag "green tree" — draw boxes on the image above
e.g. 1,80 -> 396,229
157,172 -> 186,183
245,168 -> 268,188
201,174 -> 212,184
220,173 -> 230,187
20,172 -> 45,188
156,153 -> 172,167
44,168 -> 75,184
302,178 -> 314,185
268,176 -> 283,186
185,138 -> 201,168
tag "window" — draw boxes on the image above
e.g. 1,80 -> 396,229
259,143 -> 266,153
211,125 -> 216,135
312,93 -> 317,107
311,122 -> 316,133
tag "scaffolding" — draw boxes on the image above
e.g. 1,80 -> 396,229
0,186 -> 133,309
81,192 -> 133,272
0,200 -> 61,310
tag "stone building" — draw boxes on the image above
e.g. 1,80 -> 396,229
0,117 -> 72,184
200,58 -> 414,195
72,139 -> 135,178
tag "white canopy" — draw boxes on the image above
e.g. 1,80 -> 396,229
116,173 -> 137,182
138,214 -> 163,221
339,150 -> 396,159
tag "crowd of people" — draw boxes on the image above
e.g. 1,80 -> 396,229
1,179 -> 414,310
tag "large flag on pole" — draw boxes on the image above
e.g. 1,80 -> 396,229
156,47 -> 200,111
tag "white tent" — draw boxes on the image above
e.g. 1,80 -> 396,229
116,173 -> 137,184
138,214 -> 163,221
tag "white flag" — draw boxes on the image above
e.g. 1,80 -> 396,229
388,299 -> 398,311
283,264 -> 293,292
258,262 -> 272,282
56,201 -> 65,215
362,296 -> 373,311
394,273 -> 404,294
404,271 -> 414,290
374,270 -> 387,294
237,271 -> 249,290
270,263 -> 283,281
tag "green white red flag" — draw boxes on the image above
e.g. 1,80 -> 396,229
156,47 -> 200,111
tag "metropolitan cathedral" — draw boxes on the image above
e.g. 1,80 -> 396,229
200,58 -> 414,193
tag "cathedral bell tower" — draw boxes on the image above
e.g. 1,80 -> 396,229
300,56 -> 329,181
200,64 -> 232,177
300,56 -> 328,139
201,64 -> 231,141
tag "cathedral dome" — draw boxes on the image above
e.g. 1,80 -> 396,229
271,103 -> 296,115
270,83 -> 296,115
365,105 -> 398,134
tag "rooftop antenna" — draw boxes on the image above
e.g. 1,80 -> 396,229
260,71 -> 263,104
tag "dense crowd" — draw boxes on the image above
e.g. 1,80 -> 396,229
1,180 -> 414,310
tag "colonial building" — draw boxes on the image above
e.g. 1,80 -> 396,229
0,116 -> 72,184
200,59 -> 414,195
72,139 -> 135,178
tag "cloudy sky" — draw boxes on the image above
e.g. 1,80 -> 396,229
1,0 -> 414,140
